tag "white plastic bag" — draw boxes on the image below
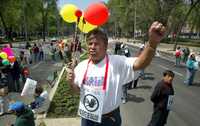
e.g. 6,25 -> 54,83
21,78 -> 37,96
194,61 -> 199,70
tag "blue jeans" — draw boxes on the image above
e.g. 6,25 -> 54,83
175,57 -> 181,66
185,68 -> 196,85
81,107 -> 121,126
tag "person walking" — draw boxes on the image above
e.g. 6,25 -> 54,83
136,44 -> 145,79
32,43 -> 39,63
49,42 -> 56,62
38,43 -> 44,61
184,53 -> 198,86
175,46 -> 181,66
67,21 -> 166,126
148,70 -> 175,126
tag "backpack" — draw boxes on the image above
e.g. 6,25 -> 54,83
175,50 -> 181,57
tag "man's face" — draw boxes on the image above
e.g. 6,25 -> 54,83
87,36 -> 107,63
163,75 -> 174,84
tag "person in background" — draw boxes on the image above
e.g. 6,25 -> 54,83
29,85 -> 48,114
136,44 -> 145,79
49,42 -> 56,62
38,43 -> 44,61
8,101 -> 35,126
120,44 -> 134,103
175,46 -> 181,66
64,43 -> 71,63
114,42 -> 122,54
32,43 -> 39,63
70,38 -> 82,64
10,60 -> 21,92
58,40 -> 64,60
182,47 -> 190,64
25,42 -> 31,49
184,53 -> 198,86
148,70 -> 175,126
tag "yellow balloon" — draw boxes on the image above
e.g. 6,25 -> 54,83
60,4 -> 78,23
0,52 -> 8,59
78,16 -> 97,33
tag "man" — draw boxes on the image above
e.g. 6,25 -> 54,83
67,21 -> 165,126
148,70 -> 175,126
8,101 -> 35,126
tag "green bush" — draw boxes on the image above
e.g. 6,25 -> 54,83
47,73 -> 80,118
47,51 -> 88,118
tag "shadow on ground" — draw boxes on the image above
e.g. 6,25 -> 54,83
136,85 -> 152,90
127,93 -> 145,103
191,82 -> 200,87
142,76 -> 155,80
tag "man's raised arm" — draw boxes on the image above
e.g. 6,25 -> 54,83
133,21 -> 166,70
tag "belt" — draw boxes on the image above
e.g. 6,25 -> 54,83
103,107 -> 119,117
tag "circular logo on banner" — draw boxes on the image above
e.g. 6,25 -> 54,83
83,94 -> 99,112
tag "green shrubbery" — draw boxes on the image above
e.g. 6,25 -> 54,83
47,74 -> 80,118
47,51 -> 88,118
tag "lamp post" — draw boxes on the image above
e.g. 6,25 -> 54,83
42,0 -> 48,42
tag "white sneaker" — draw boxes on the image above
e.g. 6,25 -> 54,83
122,99 -> 127,104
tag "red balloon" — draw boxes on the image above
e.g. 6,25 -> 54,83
84,2 -> 109,26
75,9 -> 82,18
8,56 -> 16,63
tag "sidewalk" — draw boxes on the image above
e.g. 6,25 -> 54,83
37,118 -> 80,126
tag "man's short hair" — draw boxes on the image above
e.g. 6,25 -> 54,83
163,70 -> 175,77
86,28 -> 108,45
35,85 -> 43,95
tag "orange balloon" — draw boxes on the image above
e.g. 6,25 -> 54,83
8,56 -> 16,63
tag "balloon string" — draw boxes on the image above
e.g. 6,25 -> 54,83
71,17 -> 81,68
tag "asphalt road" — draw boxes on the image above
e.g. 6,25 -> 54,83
109,42 -> 200,126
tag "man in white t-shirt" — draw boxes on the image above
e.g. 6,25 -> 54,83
67,21 -> 166,126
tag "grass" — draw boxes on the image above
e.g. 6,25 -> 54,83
47,73 -> 80,118
47,51 -> 88,118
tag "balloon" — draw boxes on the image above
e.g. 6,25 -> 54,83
75,9 -> 82,18
60,4 -> 78,23
2,47 -> 14,56
84,2 -> 109,26
78,16 -> 97,33
0,52 -> 8,59
2,59 -> 10,66
8,55 -> 16,63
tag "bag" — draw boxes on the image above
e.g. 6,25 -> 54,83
175,51 -> 181,57
194,62 -> 199,70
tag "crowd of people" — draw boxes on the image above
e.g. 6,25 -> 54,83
175,46 -> 199,86
0,38 -> 83,125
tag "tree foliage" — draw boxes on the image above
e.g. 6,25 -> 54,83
106,0 -> 200,42
0,0 -> 62,41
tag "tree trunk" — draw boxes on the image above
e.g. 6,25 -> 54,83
173,0 -> 200,50
0,11 -> 7,31
0,11 -> 9,41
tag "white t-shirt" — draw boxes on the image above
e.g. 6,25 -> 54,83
74,55 -> 138,114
